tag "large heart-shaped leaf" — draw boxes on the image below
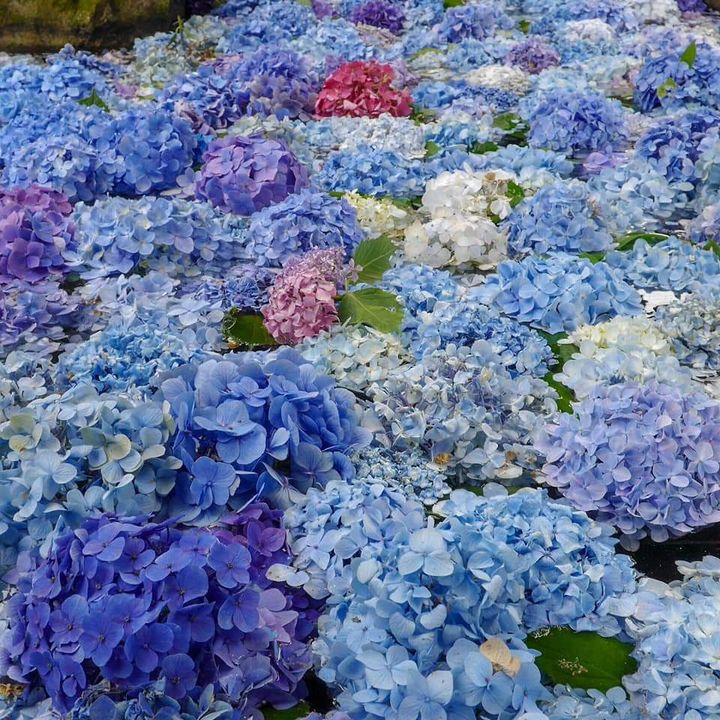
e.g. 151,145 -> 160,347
352,236 -> 396,284
338,289 -> 404,333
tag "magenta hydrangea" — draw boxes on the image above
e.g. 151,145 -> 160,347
195,136 -> 309,216
0,185 -> 76,283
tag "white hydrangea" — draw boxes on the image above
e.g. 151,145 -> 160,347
298,325 -> 412,390
556,317 -> 697,399
624,0 -> 679,24
421,168 -> 519,221
564,19 -> 617,43
407,49 -> 453,82
403,215 -> 508,269
344,193 -> 412,238
465,64 -> 531,96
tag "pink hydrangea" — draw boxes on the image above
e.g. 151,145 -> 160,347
315,61 -> 412,118
262,249 -> 347,344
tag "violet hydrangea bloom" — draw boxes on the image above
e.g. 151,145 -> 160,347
350,0 -> 406,34
0,185 -> 76,283
538,382 -> 720,546
505,38 -> 561,74
196,136 -> 309,215
0,508 -> 319,715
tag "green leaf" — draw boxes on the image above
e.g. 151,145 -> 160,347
263,703 -> 311,720
526,627 -> 638,692
222,310 -> 277,349
443,0 -> 465,7
616,231 -> 669,252
579,251 -> 605,264
491,112 -> 529,145
656,76 -> 677,99
78,89 -> 110,111
338,289 -> 404,333
538,331 -> 578,370
389,196 -> 423,211
518,19 -> 531,33
410,106 -> 436,124
705,240 -> 720,259
507,180 -> 525,208
469,140 -> 499,155
544,373 -> 575,414
680,40 -> 697,68
425,140 -> 442,158
610,95 -> 635,109
353,236 -> 396,284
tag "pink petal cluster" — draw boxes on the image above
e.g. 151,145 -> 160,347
262,248 -> 347,344
315,61 -> 412,118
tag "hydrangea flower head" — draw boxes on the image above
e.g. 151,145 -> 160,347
262,248 -> 348,344
350,0 -> 405,34
505,38 -> 561,74
246,189 -> 365,267
315,61 -> 412,118
474,253 -> 643,334
525,89 -> 629,157
0,185 -> 76,283
539,382 -> 720,545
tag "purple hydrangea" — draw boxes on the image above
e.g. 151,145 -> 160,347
0,185 -> 76,283
505,39 -> 561,74
0,508 -> 319,715
195,136 -> 309,216
350,0 -> 406,34
538,383 -> 720,546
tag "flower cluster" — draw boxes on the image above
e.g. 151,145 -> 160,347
412,300 -> 553,378
555,315 -> 696,398
368,342 -> 557,482
350,0 -> 405,34
70,196 -> 246,278
196,136 -> 309,216
158,349 -> 370,521
299,324 -> 412,391
262,248 -> 348,344
315,488 -> 635,719
605,237 -> 720,293
474,253 -> 643,334
0,185 -> 75,283
315,61 -> 412,118
524,90 -> 629,157
655,288 -> 720,371
0,508 -> 318,715
245,190 -> 365,267
539,382 -> 720,546
505,39 -> 561,74
504,180 -> 614,256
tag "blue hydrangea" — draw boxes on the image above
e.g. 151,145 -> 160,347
538,382 -> 720,546
655,288 -> 720,372
367,342 -> 557,483
412,300 -> 554,378
245,189 -> 365,267
317,145 -> 429,198
688,201 -> 720,245
604,237 -> 720,293
158,350 -> 371,523
473,253 -> 643,334
504,180 -> 614,256
378,262 -> 461,330
633,42 -> 720,112
524,90 -> 629,157
437,2 -> 513,43
54,317 -> 210,395
315,488 -> 635,718
69,196 -> 246,279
